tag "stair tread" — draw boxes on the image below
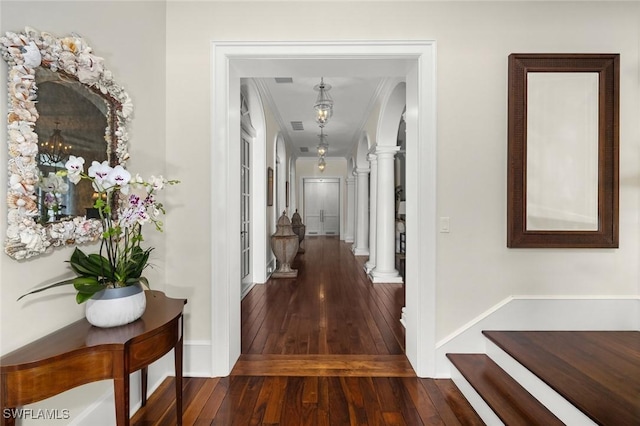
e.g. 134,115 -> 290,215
447,353 -> 564,426
483,330 -> 640,426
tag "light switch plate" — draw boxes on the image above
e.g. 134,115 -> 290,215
439,217 -> 450,233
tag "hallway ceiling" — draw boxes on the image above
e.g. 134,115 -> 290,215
255,76 -> 386,159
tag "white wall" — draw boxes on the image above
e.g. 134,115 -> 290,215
1,2 -> 639,421
0,2 -> 168,424
166,0 -> 640,347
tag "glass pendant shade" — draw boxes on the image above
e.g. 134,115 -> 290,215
318,157 -> 326,172
317,128 -> 329,157
314,78 -> 333,126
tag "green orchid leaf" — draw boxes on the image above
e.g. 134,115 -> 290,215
75,292 -> 94,304
73,276 -> 105,294
68,248 -> 101,277
17,278 -> 75,301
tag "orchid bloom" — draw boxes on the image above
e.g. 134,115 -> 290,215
40,172 -> 69,194
88,160 -> 113,191
106,165 -> 132,194
148,175 -> 166,192
64,155 -> 85,184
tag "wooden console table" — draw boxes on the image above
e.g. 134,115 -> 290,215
1,291 -> 186,426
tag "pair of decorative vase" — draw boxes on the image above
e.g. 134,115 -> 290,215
270,210 -> 305,278
85,283 -> 146,328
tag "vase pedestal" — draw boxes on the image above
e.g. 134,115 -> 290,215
270,211 -> 299,278
291,209 -> 306,254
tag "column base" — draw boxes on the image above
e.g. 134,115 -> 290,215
400,306 -> 407,328
364,260 -> 375,274
352,247 -> 369,256
369,268 -> 403,284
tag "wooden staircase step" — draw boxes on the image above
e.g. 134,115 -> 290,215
483,330 -> 640,426
447,353 -> 564,426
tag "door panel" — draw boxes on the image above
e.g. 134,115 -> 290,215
303,178 -> 340,236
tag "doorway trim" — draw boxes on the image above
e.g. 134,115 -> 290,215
211,41 -> 437,377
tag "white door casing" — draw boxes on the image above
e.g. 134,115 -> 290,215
211,41 -> 437,377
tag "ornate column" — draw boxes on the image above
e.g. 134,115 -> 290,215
364,151 -> 378,273
352,166 -> 370,256
344,176 -> 356,243
370,146 -> 402,283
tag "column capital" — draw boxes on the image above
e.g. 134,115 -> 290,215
367,152 -> 378,163
374,145 -> 401,158
355,167 -> 370,175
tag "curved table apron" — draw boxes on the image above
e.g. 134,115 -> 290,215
1,290 -> 186,426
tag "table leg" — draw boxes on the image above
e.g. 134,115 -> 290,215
141,367 -> 148,406
113,356 -> 130,426
175,317 -> 184,425
1,407 -> 16,426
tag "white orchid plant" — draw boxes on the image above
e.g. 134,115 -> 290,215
19,157 -> 178,303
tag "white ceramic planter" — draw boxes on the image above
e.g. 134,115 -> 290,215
85,283 -> 146,328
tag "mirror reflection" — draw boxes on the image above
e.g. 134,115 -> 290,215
526,72 -> 599,231
34,67 -> 108,223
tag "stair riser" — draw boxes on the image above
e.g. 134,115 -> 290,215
486,340 -> 596,426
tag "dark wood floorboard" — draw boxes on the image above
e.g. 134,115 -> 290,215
132,237 -> 483,425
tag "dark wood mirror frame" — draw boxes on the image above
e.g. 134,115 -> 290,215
507,53 -> 619,248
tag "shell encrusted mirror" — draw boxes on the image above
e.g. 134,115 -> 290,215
1,27 -> 132,259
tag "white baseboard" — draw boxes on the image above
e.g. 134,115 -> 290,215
184,340 -> 213,377
436,296 -> 639,378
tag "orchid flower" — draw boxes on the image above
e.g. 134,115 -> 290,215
64,155 -> 85,184
88,160 -> 113,192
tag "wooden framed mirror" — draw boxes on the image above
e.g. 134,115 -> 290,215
507,53 -> 619,248
1,27 -> 133,259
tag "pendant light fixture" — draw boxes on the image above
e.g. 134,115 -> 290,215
318,157 -> 326,172
313,77 -> 333,126
317,128 -> 329,157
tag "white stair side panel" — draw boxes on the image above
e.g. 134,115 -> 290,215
448,360 -> 505,426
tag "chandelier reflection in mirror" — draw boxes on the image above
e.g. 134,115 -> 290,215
313,77 -> 333,126
39,122 -> 72,166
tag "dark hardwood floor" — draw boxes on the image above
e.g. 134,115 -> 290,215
132,237 -> 483,425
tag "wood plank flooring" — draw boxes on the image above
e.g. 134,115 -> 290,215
132,237 -> 483,425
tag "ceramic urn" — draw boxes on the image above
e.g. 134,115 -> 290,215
290,209 -> 306,254
270,211 -> 299,278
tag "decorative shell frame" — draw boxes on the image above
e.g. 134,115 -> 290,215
0,27 -> 133,260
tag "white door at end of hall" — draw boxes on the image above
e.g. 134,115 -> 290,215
304,178 -> 340,236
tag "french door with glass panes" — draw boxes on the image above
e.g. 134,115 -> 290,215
240,131 -> 251,293
304,178 -> 340,236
